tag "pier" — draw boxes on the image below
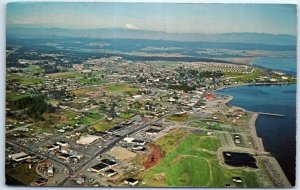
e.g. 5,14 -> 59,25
257,112 -> 285,117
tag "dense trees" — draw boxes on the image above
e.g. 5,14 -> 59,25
8,95 -> 53,119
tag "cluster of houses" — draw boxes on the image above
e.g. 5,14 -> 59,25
186,62 -> 255,74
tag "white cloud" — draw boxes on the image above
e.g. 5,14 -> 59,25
125,23 -> 138,30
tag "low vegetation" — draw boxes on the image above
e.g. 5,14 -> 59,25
141,130 -> 262,187
47,72 -> 82,79
7,74 -> 44,85
106,83 -> 139,95
92,120 -> 115,131
167,113 -> 190,122
78,78 -> 106,85
225,69 -> 263,83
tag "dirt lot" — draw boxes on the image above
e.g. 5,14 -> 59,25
108,146 -> 136,161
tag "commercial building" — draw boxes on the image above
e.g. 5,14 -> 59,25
145,128 -> 161,135
8,152 -> 31,162
57,153 -> 72,162
91,163 -> 109,173
101,169 -> 117,178
124,178 -> 139,186
101,159 -> 117,168
76,135 -> 100,145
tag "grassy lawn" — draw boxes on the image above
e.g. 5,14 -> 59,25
239,114 -> 249,121
167,113 -> 190,122
7,74 -> 44,85
156,128 -> 190,153
224,69 -> 262,82
24,65 -> 44,73
106,83 -> 139,95
92,120 -> 115,131
47,72 -> 82,79
189,119 -> 231,131
118,112 -> 135,120
6,91 -> 29,101
78,78 -> 106,85
64,110 -> 78,119
141,131 -> 262,187
166,156 -> 210,186
237,69 -> 262,82
209,160 -> 260,187
196,136 -> 220,151
79,112 -> 103,125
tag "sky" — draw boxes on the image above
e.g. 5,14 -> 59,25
6,3 -> 297,35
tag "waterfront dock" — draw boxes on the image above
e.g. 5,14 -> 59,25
257,112 -> 285,117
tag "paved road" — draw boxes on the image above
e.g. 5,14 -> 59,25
6,108 -> 177,187
33,117 -> 104,148
6,124 -> 32,134
6,140 -> 73,182
58,109 -> 176,186
6,47 -> 20,57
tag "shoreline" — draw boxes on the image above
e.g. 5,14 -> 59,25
214,84 -> 292,187
213,81 -> 295,92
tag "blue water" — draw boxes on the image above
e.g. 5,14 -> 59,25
217,84 -> 296,185
250,56 -> 297,76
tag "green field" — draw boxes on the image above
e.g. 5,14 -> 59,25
24,65 -> 44,73
106,83 -> 139,95
141,131 -> 263,187
78,78 -> 106,85
7,74 -> 44,85
118,112 -> 135,120
189,119 -> 222,130
64,110 -> 78,119
167,113 -> 190,122
47,72 -> 82,79
79,112 -> 103,125
225,69 -> 263,83
92,120 -> 115,131
6,91 -> 30,101
239,114 -> 249,121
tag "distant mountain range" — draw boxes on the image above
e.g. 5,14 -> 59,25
7,26 -> 297,46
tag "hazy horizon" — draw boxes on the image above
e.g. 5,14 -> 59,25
7,3 -> 297,36
6,25 -> 297,37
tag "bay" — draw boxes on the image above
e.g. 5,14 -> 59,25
217,84 -> 296,185
250,56 -> 297,76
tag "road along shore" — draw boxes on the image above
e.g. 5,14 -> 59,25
247,112 -> 291,187
215,85 -> 292,187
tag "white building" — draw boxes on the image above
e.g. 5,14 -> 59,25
9,152 -> 31,162
76,135 -> 100,145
